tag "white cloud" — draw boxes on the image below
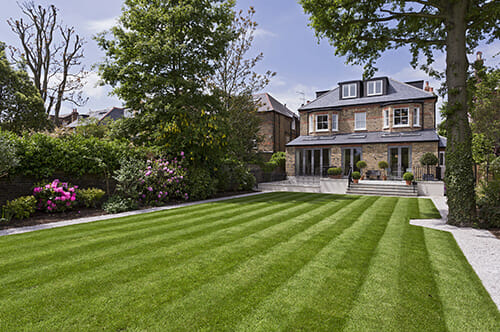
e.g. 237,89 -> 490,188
253,28 -> 277,39
82,71 -> 107,98
86,17 -> 118,33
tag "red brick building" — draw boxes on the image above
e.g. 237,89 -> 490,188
254,93 -> 300,159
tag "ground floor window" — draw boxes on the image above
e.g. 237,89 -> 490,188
388,146 -> 411,178
342,147 -> 362,175
295,148 -> 330,176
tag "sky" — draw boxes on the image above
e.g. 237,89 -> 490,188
0,0 -> 499,122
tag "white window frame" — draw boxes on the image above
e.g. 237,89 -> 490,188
393,107 -> 409,127
342,83 -> 357,99
413,107 -> 420,127
354,112 -> 366,131
291,119 -> 296,130
367,80 -> 383,96
315,114 -> 329,132
383,109 -> 389,128
331,113 -> 338,131
309,114 -> 313,134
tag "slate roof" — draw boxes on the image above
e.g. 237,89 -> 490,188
286,129 -> 440,147
299,77 -> 436,111
67,107 -> 127,128
254,93 -> 299,119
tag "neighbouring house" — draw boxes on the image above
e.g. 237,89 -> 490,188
286,77 -> 446,179
66,107 -> 129,128
254,93 -> 300,159
50,109 -> 81,126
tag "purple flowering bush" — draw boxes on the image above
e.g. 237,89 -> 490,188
138,154 -> 189,206
33,179 -> 78,212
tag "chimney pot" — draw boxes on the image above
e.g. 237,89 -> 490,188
430,87 -> 434,93
477,51 -> 483,61
424,81 -> 431,92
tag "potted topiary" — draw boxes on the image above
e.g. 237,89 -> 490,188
352,171 -> 361,183
356,160 -> 367,179
327,167 -> 342,179
378,160 -> 389,180
403,172 -> 414,185
420,152 -> 439,181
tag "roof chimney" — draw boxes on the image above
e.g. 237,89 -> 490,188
424,81 -> 431,92
477,51 -> 483,61
430,87 -> 434,93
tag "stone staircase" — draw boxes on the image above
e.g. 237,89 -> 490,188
346,182 -> 418,197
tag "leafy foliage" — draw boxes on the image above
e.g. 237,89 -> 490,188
77,188 -> 106,208
0,42 -> 50,133
352,171 -> 361,180
2,195 -> 36,221
0,130 -> 18,178
215,159 -> 255,192
356,160 -> 367,169
327,167 -> 342,176
420,153 -> 439,166
186,167 -> 217,201
102,195 -> 137,214
403,172 -> 414,181
378,161 -> 389,169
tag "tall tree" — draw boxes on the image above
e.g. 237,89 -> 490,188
300,0 -> 499,225
8,1 -> 87,126
96,0 -> 236,166
0,42 -> 50,133
208,7 -> 276,162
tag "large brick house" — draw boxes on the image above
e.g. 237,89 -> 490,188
254,93 -> 300,159
286,77 -> 444,179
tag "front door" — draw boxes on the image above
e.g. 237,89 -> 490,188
342,147 -> 362,176
389,146 -> 410,179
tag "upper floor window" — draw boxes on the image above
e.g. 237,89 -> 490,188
316,114 -> 329,131
393,108 -> 409,127
342,83 -> 357,99
291,119 -> 296,130
309,114 -> 313,134
413,107 -> 420,127
355,112 -> 366,130
367,80 -> 383,96
383,109 -> 389,128
332,113 -> 338,131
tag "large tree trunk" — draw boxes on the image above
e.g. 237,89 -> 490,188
444,0 -> 476,225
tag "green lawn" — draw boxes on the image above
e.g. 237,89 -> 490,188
0,192 -> 498,331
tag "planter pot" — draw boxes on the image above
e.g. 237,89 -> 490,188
360,176 -> 365,180
329,175 -> 342,179
383,175 -> 387,181
406,180 -> 412,186
353,179 -> 359,184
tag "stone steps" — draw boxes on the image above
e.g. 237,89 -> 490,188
346,183 -> 418,197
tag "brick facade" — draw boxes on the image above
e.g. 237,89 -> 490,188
257,111 -> 299,156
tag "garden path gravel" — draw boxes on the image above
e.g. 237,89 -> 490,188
411,196 -> 500,310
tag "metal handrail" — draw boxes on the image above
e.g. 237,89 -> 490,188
347,166 -> 353,188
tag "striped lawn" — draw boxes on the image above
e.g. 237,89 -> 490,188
0,192 -> 498,331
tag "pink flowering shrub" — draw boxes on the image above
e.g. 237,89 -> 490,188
33,179 -> 78,212
138,154 -> 189,206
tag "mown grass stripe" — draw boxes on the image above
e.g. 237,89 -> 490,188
133,196 -> 381,331
423,228 -> 500,331
0,192 -> 286,253
0,193 -> 354,330
0,193 -> 319,291
396,199 -> 447,332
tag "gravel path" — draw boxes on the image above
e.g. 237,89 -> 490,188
411,196 -> 500,310
0,192 -> 265,237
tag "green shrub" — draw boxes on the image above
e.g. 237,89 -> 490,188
352,171 -> 361,180
261,152 -> 286,173
0,131 -> 18,178
378,160 -> 389,169
113,158 -> 147,201
102,195 -> 137,214
327,167 -> 342,175
77,188 -> 106,208
186,167 -> 217,200
477,179 -> 500,227
216,159 -> 255,192
403,172 -> 414,181
420,152 -> 439,166
356,160 -> 367,169
2,195 -> 37,221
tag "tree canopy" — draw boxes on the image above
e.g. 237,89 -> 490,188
300,0 -> 499,225
0,42 -> 50,133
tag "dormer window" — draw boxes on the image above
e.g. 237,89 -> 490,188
367,80 -> 383,96
342,83 -> 357,99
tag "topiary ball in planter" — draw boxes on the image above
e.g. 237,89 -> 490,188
327,167 -> 342,178
356,160 -> 367,169
352,171 -> 361,180
403,172 -> 414,185
378,160 -> 389,169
